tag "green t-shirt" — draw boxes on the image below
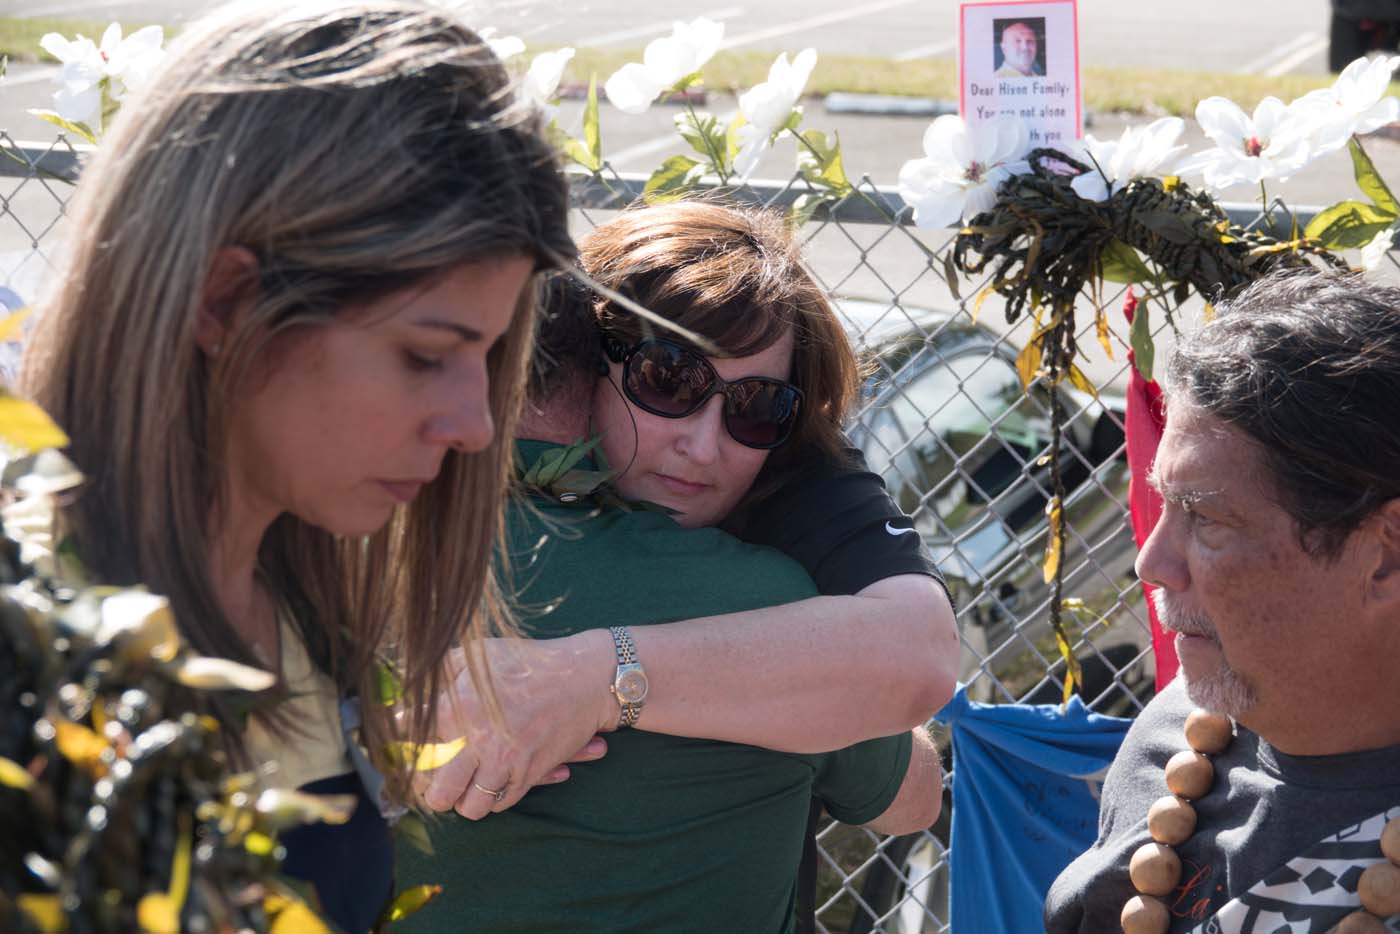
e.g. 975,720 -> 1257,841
395,441 -> 912,934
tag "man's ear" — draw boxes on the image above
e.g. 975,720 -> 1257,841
1367,499 -> 1400,605
195,246 -> 260,357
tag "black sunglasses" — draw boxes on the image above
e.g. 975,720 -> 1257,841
602,337 -> 803,450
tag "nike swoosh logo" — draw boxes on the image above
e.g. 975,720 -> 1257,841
885,522 -> 918,536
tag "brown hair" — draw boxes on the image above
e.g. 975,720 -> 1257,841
20,0 -> 573,797
579,200 -> 861,502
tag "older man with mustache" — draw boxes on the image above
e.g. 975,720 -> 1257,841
1044,271 -> 1400,934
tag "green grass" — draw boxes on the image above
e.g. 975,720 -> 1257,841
565,48 -> 1357,118
0,16 -> 1381,118
0,17 -> 145,63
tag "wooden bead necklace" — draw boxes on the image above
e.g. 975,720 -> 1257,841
1120,709 -> 1400,933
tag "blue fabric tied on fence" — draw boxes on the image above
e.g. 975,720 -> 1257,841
933,686 -> 1134,934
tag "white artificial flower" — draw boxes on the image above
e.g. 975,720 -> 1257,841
1176,96 -> 1313,192
1362,227 -> 1397,272
38,23 -> 165,129
523,47 -> 574,122
603,17 -> 724,115
98,23 -> 164,100
897,114 -> 1030,229
38,32 -> 105,128
732,48 -> 817,180
479,27 -> 525,62
1291,55 -> 1400,155
1067,117 -> 1187,202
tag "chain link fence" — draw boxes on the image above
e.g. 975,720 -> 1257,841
1,132 -> 1321,933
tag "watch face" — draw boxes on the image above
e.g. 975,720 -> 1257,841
616,669 -> 648,703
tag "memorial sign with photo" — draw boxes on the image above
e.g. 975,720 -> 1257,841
959,0 -> 1082,146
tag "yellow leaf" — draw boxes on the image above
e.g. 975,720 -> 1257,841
268,896 -> 331,934
174,656 -> 276,692
1014,340 -> 1043,391
1203,302 -> 1215,323
254,788 -> 357,830
54,719 -> 107,773
382,884 -> 444,923
0,395 -> 69,454
1095,308 -> 1113,361
1042,498 -> 1063,585
0,307 -> 30,342
245,830 -> 276,856
389,736 -> 467,771
170,809 -> 192,913
971,285 -> 998,324
137,893 -> 179,933
17,894 -> 65,932
1067,364 -> 1100,401
0,755 -> 34,790
1055,626 -> 1084,706
1162,175 -> 1180,192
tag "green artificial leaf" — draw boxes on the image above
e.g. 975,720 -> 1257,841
376,662 -> 404,707
27,109 -> 97,145
1129,296 -> 1155,382
1303,199 -> 1397,250
796,129 -> 851,195
675,110 -> 726,170
560,75 -> 602,172
788,192 -> 825,227
780,108 -> 804,137
1349,137 -> 1399,215
1098,239 -> 1153,285
726,111 -> 748,161
583,74 -> 601,167
395,811 -> 435,856
551,468 -> 616,497
643,154 -> 703,204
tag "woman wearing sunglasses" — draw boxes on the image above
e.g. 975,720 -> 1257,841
418,202 -> 957,829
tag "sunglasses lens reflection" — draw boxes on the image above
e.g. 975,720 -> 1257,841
623,340 -> 800,449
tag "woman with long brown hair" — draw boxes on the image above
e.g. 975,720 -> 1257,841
19,1 -> 572,928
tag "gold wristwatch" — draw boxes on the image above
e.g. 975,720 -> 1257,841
608,626 -> 648,728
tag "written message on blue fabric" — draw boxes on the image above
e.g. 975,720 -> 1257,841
934,687 -> 1133,933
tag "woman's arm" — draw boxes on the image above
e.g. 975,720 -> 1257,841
633,573 -> 956,752
421,574 -> 957,819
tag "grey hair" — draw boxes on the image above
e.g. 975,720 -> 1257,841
1165,268 -> 1400,559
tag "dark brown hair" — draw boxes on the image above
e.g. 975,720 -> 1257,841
579,200 -> 861,503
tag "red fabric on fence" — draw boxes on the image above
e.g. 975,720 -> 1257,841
1121,289 -> 1177,690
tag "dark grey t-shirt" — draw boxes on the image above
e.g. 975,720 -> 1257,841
1045,679 -> 1400,933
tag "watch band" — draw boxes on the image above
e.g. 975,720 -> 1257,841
609,626 -> 646,728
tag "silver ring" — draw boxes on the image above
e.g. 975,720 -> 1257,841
473,782 -> 506,803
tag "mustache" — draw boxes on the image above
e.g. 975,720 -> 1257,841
1150,589 -> 1218,640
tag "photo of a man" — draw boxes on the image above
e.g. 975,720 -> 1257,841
993,17 -> 1046,77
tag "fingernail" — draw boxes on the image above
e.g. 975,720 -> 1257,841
586,737 -> 607,755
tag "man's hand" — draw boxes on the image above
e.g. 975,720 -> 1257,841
413,630 -> 618,819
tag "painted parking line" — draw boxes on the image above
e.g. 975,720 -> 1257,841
576,7 -> 745,49
17,0 -> 148,17
722,0 -> 918,51
1234,31 -> 1322,75
605,109 -> 739,169
895,38 -> 958,62
1263,35 -> 1329,76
